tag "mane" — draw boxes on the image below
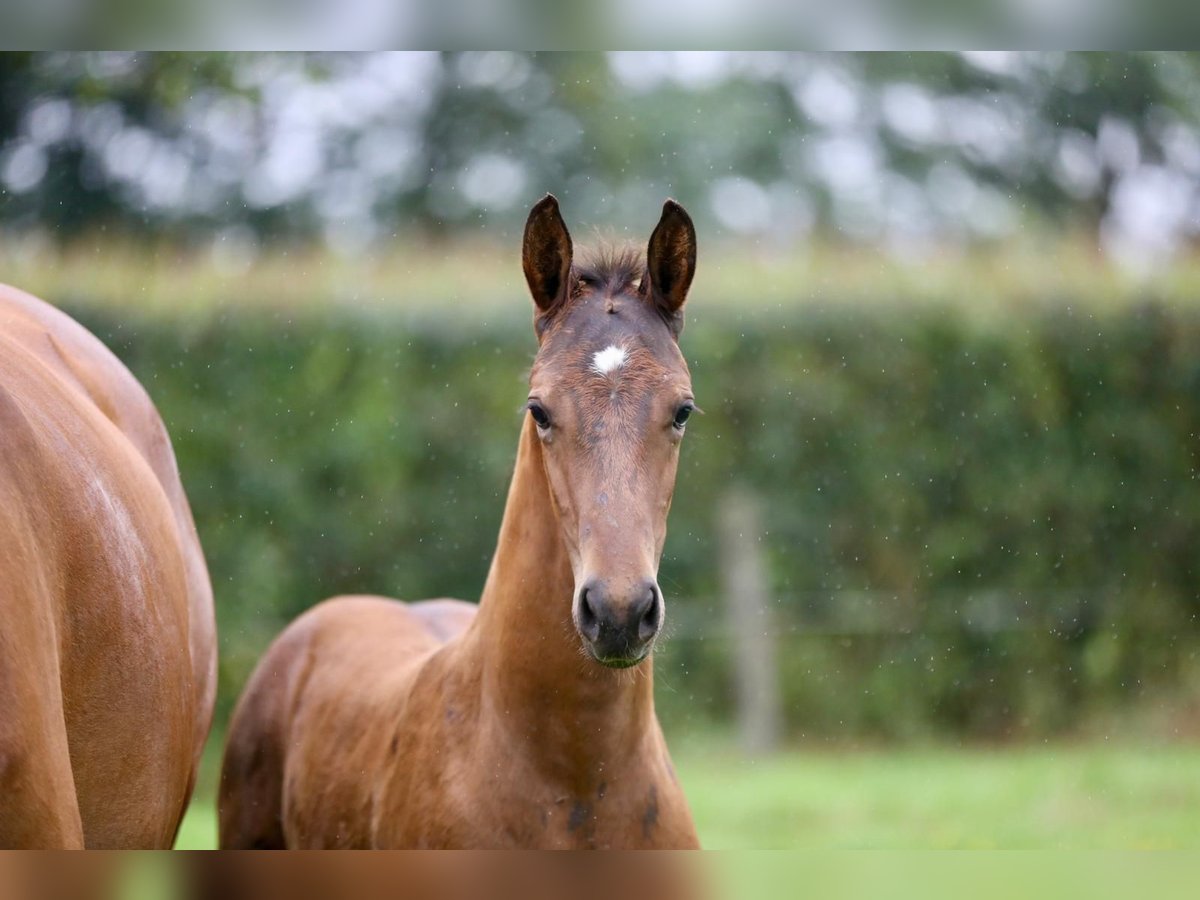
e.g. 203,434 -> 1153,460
572,245 -> 646,297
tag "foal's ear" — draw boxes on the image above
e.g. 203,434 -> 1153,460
644,199 -> 697,336
522,194 -> 574,325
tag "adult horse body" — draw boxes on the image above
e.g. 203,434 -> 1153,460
220,197 -> 701,849
0,285 -> 216,848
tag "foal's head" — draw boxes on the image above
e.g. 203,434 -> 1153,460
521,194 -> 697,669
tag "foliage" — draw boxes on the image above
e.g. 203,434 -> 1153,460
65,288 -> 1200,742
4,52 -> 1200,252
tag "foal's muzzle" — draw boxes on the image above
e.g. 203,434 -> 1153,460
574,578 -> 663,668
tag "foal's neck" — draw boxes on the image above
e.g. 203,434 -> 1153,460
469,419 -> 656,781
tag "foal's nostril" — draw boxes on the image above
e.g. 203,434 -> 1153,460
577,586 -> 601,643
636,584 -> 662,643
577,579 -> 661,664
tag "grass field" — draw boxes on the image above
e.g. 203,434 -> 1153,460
175,737 -> 1200,850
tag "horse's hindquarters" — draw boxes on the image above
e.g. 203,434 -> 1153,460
0,292 -> 212,848
61,477 -> 196,849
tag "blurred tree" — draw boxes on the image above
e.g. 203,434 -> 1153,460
2,52 -> 1199,259
0,53 -> 251,237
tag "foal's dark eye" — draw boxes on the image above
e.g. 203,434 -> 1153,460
528,403 -> 551,429
673,403 -> 694,429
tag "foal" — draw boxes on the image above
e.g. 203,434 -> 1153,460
219,195 -> 701,849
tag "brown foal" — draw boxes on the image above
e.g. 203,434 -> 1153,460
219,195 -> 701,849
0,285 -> 216,848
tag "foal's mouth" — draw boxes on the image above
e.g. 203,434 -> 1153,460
587,644 -> 653,670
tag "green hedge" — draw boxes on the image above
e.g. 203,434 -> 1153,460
68,297 -> 1200,742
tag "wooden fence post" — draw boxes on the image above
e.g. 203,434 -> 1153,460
718,485 -> 783,756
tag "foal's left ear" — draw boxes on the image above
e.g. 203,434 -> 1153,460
644,199 -> 697,337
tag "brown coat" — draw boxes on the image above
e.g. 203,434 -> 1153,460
0,285 -> 216,848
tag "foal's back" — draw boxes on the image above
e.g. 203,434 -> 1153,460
219,595 -> 476,848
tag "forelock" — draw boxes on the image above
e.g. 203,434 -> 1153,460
571,244 -> 645,298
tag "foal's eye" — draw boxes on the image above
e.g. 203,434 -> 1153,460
528,403 -> 551,429
672,403 -> 694,430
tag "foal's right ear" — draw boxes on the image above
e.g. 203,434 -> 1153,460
644,199 -> 697,337
522,194 -> 574,327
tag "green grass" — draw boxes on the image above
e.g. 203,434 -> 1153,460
175,734 -> 221,851
176,797 -> 218,852
678,743 -> 1200,849
174,738 -> 1200,849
